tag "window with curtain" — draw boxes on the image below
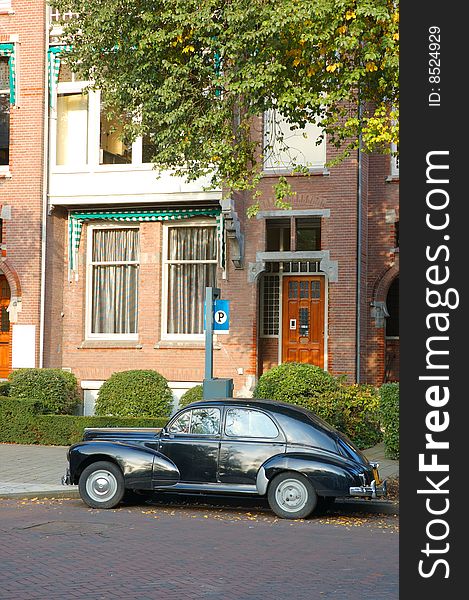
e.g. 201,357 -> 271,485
165,224 -> 217,336
89,227 -> 139,337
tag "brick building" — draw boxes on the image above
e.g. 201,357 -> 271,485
0,3 -> 399,411
0,0 -> 46,378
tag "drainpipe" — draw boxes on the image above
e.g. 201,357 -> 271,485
39,5 -> 50,368
356,100 -> 363,383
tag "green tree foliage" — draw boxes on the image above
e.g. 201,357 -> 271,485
51,0 -> 399,194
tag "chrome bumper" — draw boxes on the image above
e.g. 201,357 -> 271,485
350,479 -> 387,499
61,468 -> 72,486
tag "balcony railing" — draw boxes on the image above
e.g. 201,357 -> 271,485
50,9 -> 78,24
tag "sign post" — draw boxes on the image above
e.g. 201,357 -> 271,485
203,286 -> 233,399
204,286 -> 220,381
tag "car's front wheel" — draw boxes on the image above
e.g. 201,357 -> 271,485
267,472 -> 317,519
78,461 -> 125,509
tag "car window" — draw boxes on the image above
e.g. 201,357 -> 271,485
191,408 -> 220,435
168,411 -> 191,434
225,408 -> 279,438
168,408 -> 220,435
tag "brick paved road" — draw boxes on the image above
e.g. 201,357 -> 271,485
0,498 -> 398,600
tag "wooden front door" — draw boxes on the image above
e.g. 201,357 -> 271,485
0,275 -> 11,378
282,276 -> 325,367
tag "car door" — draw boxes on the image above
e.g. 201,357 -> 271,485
159,406 -> 221,483
218,407 -> 286,485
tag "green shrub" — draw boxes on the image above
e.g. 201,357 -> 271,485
178,385 -> 203,408
0,398 -> 168,445
254,363 -> 381,449
95,370 -> 173,418
254,362 -> 340,409
8,368 -> 80,415
0,397 -> 45,443
0,381 -> 10,396
379,382 -> 399,459
332,384 -> 382,449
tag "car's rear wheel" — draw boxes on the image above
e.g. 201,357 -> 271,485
267,472 -> 318,519
78,461 -> 125,509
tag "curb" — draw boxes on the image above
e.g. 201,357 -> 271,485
334,498 -> 399,515
0,488 -> 80,500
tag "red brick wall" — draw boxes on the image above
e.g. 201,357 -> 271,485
364,153 -> 399,385
52,136 -> 399,393
0,1 -> 46,369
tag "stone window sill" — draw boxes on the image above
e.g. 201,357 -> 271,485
154,341 -> 221,350
78,340 -> 142,349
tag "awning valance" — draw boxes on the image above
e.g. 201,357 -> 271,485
0,43 -> 16,105
47,45 -> 72,108
68,207 -> 224,277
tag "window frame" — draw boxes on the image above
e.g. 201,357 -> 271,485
85,223 -> 140,341
161,219 -> 218,341
223,407 -> 281,440
168,407 -> 221,436
52,76 -> 154,172
262,109 -> 327,174
0,55 -> 10,171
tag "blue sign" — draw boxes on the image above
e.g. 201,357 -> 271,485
213,299 -> 230,334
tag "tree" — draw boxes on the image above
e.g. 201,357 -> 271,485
51,0 -> 399,197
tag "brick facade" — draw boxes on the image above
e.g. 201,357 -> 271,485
0,1 -> 46,372
0,3 -> 399,398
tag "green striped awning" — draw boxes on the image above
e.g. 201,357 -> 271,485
68,207 -> 224,277
0,43 -> 16,105
47,45 -> 72,108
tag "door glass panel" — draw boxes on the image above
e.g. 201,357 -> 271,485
299,307 -> 309,337
288,281 -> 298,299
1,306 -> 9,332
225,408 -> 279,438
311,281 -> 321,299
190,408 -> 220,435
300,281 -> 309,298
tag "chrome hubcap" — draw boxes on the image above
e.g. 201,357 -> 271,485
275,479 -> 308,513
86,470 -> 118,503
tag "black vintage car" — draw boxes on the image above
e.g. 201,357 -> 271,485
63,398 -> 387,519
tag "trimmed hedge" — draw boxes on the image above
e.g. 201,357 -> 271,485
8,368 -> 80,415
178,385 -> 203,408
379,382 -> 399,459
95,370 -> 173,418
0,397 -> 167,445
254,363 -> 382,449
0,381 -> 10,396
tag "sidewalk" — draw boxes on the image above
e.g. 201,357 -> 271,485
0,441 -> 398,510
0,443 -> 79,498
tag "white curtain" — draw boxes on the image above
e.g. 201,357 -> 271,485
56,93 -> 88,166
91,229 -> 139,334
168,227 -> 216,334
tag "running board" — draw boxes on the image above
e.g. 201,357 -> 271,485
154,482 -> 259,495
